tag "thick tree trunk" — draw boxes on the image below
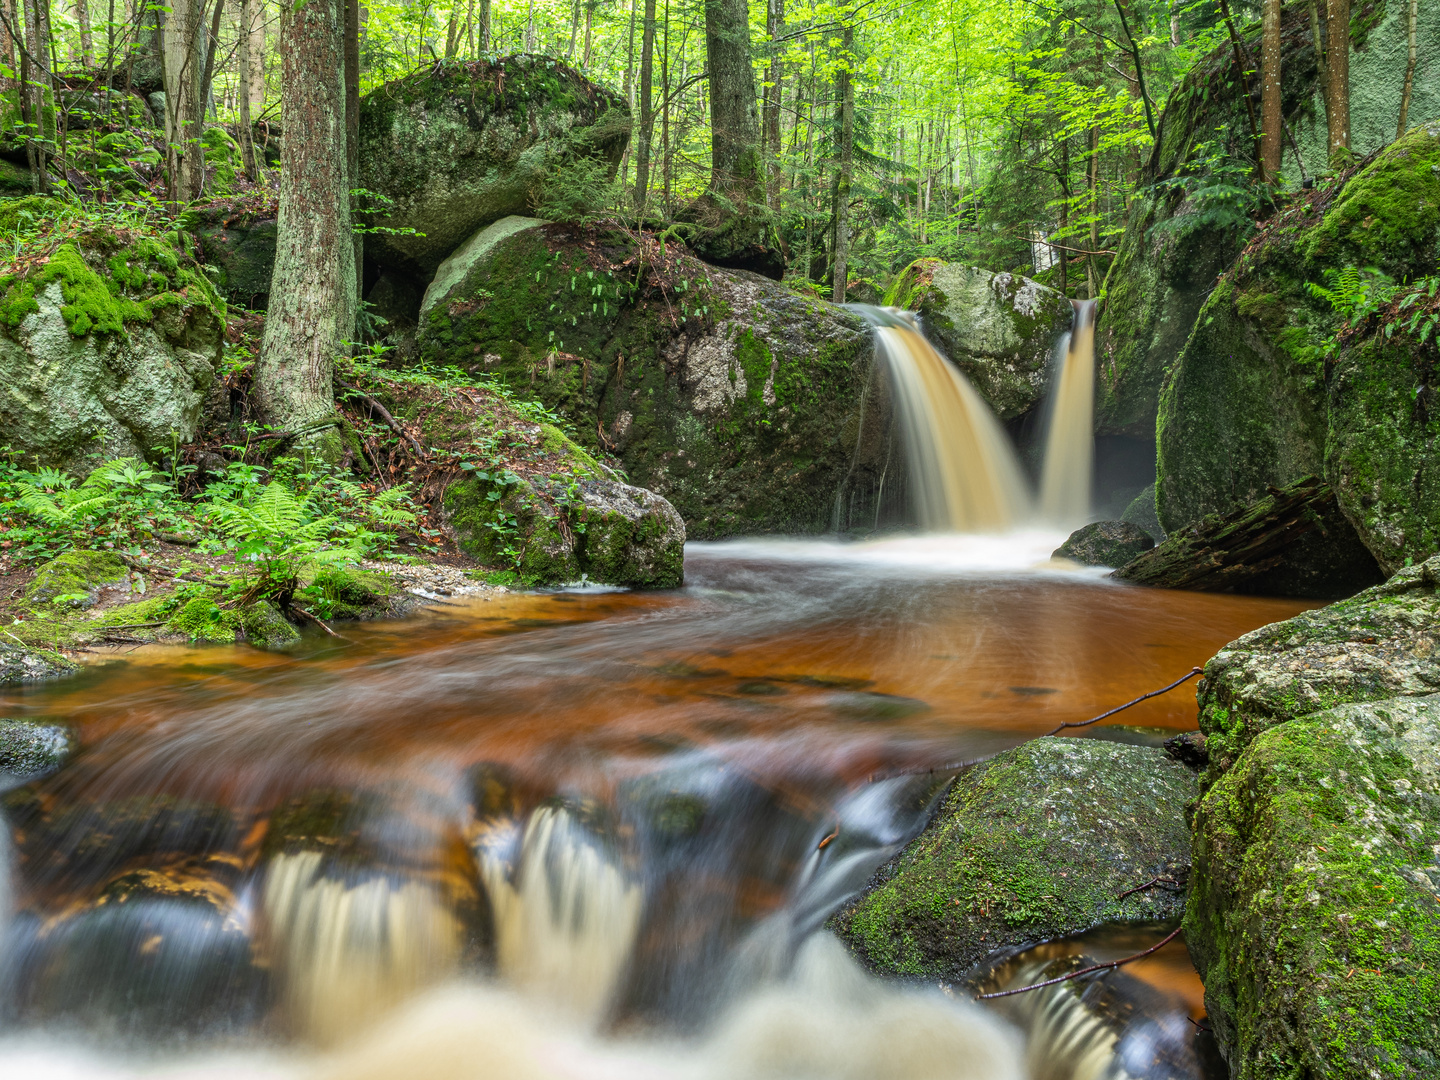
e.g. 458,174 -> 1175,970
830,23 -> 853,303
703,0 -> 762,197
159,0 -> 207,203
476,0 -> 490,50
248,0 -> 265,111
1323,0 -> 1350,162
0,0 -> 15,90
1260,0 -> 1282,180
345,0 -> 361,307
200,0 -> 224,123
255,0 -> 354,455
633,0 -> 656,211
237,0 -> 258,180
1396,0 -> 1417,136
1308,0 -> 1330,139
764,0 -> 782,201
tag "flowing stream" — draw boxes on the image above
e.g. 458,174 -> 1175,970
0,536 -> 1312,1079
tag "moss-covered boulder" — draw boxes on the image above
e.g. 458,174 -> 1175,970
0,644 -> 76,685
883,259 -> 1072,420
1156,125 -> 1440,568
238,601 -> 301,649
1052,520 -> 1154,567
24,550 -> 130,609
0,202 -> 226,472
358,55 -> 629,280
417,220 -> 883,538
830,739 -> 1196,980
1186,559 -> 1440,1077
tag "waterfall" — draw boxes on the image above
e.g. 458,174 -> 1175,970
1039,300 -> 1097,526
857,306 -> 1032,532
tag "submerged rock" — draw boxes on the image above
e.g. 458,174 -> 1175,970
1187,561 -> 1440,1078
0,718 -> 75,778
0,200 -> 225,472
1053,520 -> 1154,567
830,739 -> 1195,980
1113,476 -> 1383,599
418,219 -> 883,538
358,55 -> 630,281
883,259 -> 1072,420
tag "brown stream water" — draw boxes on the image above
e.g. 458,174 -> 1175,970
0,535 -> 1314,1079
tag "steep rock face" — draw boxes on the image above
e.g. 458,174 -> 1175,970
884,259 -> 1072,420
1094,0 -> 1323,438
418,220 -> 882,538
831,739 -> 1195,980
1156,125 -> 1440,570
358,56 -> 630,281
0,205 -> 225,472
1186,557 -> 1440,1078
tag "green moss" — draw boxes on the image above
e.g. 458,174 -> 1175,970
24,550 -> 128,608
237,601 -> 300,649
165,596 -> 240,642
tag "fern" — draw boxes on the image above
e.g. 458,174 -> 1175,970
1306,266 -> 1396,322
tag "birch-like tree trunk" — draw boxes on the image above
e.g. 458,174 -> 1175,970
1259,0 -> 1282,180
255,0 -> 354,456
1323,0 -> 1350,162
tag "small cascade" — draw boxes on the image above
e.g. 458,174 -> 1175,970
857,306 -> 1031,531
1039,300 -> 1098,525
478,805 -> 643,1024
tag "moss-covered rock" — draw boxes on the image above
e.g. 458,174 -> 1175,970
0,207 -> 226,472
0,718 -> 75,778
1052,520 -> 1154,567
358,55 -> 629,280
0,643 -> 76,684
165,595 -> 242,642
1120,482 -> 1164,541
1187,561 -> 1440,1076
1156,125 -> 1440,565
884,259 -> 1072,420
24,550 -> 129,609
829,739 -> 1196,980
238,601 -> 300,649
418,220 -> 883,538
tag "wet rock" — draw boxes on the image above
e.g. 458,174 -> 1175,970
1161,731 -> 1207,770
1120,483 -> 1164,542
830,739 -> 1196,980
1053,520 -> 1154,567
0,201 -> 226,472
1188,694 -> 1440,1079
358,55 -> 630,279
419,219 -> 882,538
884,259 -> 1072,420
0,644 -> 77,685
238,601 -> 301,649
1113,476 -> 1383,599
0,718 -> 75,778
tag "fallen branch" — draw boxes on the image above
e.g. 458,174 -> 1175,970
339,381 -> 429,460
97,621 -> 167,630
290,604 -> 342,638
1042,667 -> 1202,737
1116,875 -> 1182,901
817,823 -> 840,850
976,925 -> 1184,1000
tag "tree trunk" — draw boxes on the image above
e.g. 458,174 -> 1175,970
702,0 -> 762,198
830,22 -> 853,304
764,0 -> 782,203
159,0 -> 207,203
1260,0 -> 1282,180
200,0 -> 225,124
237,0 -> 258,180
248,0 -> 265,111
1308,0 -> 1330,140
1323,0 -> 1350,162
582,2 -> 592,67
476,0 -> 490,50
444,0 -> 461,57
345,0 -> 361,307
20,0 -> 49,191
633,0 -> 656,210
255,0 -> 354,454
524,0 -> 534,51
1396,0 -> 1417,136
75,0 -> 92,64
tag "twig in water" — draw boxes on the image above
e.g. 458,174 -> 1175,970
1116,876 -> 1182,901
817,823 -> 840,850
976,925 -> 1184,1000
1043,667 -> 1203,737
290,605 -> 343,639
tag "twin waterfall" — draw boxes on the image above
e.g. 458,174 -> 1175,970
863,300 -> 1097,532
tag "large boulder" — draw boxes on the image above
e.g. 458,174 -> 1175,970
358,56 -> 630,282
1186,557 -> 1440,1077
1052,520 -> 1154,567
830,739 -> 1196,980
0,644 -> 76,686
182,197 -> 279,310
0,200 -> 225,472
883,259 -> 1072,420
417,219 -> 884,538
1155,124 -> 1440,572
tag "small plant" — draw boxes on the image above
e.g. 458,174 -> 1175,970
1307,266 -> 1396,323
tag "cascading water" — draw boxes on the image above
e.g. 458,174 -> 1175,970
1039,300 -> 1098,525
854,306 -> 1032,531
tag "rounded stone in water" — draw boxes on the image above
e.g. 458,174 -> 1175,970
0,718 -> 75,779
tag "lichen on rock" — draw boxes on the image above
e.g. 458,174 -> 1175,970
830,738 -> 1196,980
